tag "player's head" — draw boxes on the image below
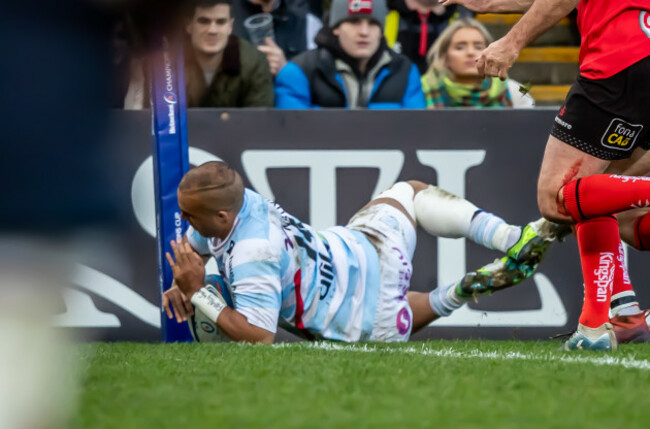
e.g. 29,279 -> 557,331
425,18 -> 493,83
186,0 -> 234,57
177,161 -> 244,239
330,0 -> 387,64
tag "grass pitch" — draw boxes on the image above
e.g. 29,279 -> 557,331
75,340 -> 650,429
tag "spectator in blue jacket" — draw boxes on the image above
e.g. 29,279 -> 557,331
274,0 -> 425,109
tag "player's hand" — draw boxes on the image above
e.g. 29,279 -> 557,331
162,283 -> 194,323
476,37 -> 520,81
439,0 -> 492,13
165,238 -> 206,298
257,37 -> 287,75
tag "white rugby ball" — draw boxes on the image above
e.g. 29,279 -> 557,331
188,274 -> 233,343
188,307 -> 231,343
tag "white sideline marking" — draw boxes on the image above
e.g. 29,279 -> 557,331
272,342 -> 650,371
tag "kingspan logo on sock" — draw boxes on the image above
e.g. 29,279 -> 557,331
594,252 -> 615,303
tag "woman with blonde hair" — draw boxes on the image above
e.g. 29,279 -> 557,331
421,18 -> 533,107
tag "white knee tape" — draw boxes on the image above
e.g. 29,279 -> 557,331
413,185 -> 478,238
374,182 -> 416,220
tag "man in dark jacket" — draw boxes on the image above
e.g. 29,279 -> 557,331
232,0 -> 323,75
274,0 -> 425,109
185,0 -> 274,107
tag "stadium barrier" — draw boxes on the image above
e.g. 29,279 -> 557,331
57,109 -> 650,341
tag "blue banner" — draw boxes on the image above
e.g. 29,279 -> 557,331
150,35 -> 192,342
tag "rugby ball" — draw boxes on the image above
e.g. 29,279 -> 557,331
188,306 -> 231,343
188,274 -> 234,343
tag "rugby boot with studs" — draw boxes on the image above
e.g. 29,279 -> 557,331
562,323 -> 618,351
507,218 -> 571,265
610,310 -> 650,344
456,256 -> 536,298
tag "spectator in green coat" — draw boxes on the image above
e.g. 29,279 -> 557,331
184,0 -> 274,107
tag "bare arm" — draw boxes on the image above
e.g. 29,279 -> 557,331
216,308 -> 276,344
162,239 -> 214,322
166,237 -> 279,344
440,0 -> 534,13
477,0 -> 579,79
500,0 -> 579,51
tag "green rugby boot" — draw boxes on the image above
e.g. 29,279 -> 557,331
507,218 -> 571,264
456,256 -> 537,298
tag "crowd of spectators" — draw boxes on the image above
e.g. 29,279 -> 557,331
113,0 -> 537,110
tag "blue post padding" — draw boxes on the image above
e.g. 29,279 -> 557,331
150,35 -> 192,342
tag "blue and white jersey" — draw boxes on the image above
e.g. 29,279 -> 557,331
186,188 -> 382,342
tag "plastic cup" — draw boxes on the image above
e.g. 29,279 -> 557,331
243,13 -> 275,46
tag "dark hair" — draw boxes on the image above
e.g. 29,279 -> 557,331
186,0 -> 232,17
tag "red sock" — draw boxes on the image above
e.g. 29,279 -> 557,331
612,240 -> 633,295
633,212 -> 650,250
562,174 -> 650,222
576,216 -> 619,328
610,240 -> 640,315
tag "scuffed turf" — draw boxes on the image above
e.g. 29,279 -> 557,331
74,340 -> 650,429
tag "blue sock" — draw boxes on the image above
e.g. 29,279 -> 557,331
468,210 -> 521,253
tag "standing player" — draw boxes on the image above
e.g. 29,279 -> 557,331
163,162 -> 563,343
441,0 -> 650,350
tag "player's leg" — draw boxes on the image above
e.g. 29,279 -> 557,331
537,136 -> 620,350
606,153 -> 650,342
408,180 -> 560,261
353,182 -> 545,337
407,291 -> 437,333
611,148 -> 650,250
362,180 -> 567,258
606,231 -> 650,343
538,63 -> 650,350
408,255 -> 540,334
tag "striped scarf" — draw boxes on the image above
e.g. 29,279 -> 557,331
421,71 -> 513,108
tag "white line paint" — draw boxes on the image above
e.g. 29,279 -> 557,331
272,342 -> 650,371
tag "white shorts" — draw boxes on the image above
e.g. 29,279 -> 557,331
346,203 -> 417,342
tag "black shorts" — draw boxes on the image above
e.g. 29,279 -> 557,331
550,55 -> 650,160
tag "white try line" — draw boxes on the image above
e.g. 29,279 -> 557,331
272,342 -> 650,371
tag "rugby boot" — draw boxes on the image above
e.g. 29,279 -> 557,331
610,310 -> 650,344
562,323 -> 618,351
507,218 -> 571,265
456,256 -> 537,298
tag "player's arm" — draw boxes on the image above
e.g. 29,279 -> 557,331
186,280 -> 275,343
215,308 -> 275,343
166,238 -> 278,343
440,0 -> 534,13
162,233 -> 212,322
477,0 -> 579,79
500,0 -> 578,51
187,277 -> 278,343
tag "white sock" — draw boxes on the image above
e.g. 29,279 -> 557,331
611,291 -> 642,317
468,210 -> 521,253
413,185 -> 478,238
429,282 -> 472,317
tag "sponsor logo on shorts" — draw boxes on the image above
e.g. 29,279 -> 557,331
554,115 -> 572,130
601,118 -> 643,151
640,11 -> 650,38
396,307 -> 411,335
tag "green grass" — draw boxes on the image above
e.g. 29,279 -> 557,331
74,341 -> 650,429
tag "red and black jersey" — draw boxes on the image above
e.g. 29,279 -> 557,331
577,0 -> 650,79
